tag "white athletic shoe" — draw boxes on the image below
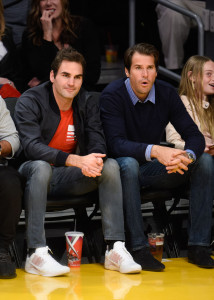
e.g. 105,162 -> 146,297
25,246 -> 70,277
104,241 -> 142,274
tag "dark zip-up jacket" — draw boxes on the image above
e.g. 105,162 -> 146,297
14,81 -> 106,166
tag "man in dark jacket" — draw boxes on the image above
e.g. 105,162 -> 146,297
14,47 -> 141,277
100,43 -> 214,271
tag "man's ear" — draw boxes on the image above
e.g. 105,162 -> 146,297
50,70 -> 54,83
125,68 -> 129,77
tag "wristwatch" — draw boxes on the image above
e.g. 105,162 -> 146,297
186,152 -> 195,163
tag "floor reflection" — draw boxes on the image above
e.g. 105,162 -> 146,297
103,270 -> 142,299
24,273 -> 71,300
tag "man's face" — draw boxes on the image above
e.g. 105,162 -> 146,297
125,53 -> 157,101
50,60 -> 83,101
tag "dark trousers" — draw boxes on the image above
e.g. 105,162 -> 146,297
0,166 -> 23,249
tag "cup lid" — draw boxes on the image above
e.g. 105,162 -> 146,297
65,231 -> 84,237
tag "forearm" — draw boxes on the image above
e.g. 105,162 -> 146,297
65,153 -> 106,177
65,154 -> 84,168
151,145 -> 186,165
151,145 -> 192,175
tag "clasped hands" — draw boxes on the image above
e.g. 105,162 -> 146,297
66,153 -> 106,178
81,153 -> 106,177
151,145 -> 193,175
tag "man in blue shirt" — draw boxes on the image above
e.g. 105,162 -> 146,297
100,43 -> 214,271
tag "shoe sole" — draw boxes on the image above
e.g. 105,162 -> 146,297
141,267 -> 165,272
188,259 -> 214,269
0,273 -> 17,279
25,265 -> 70,277
105,264 -> 141,274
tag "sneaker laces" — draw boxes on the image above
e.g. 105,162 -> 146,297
119,244 -> 133,261
112,243 -> 133,263
35,246 -> 53,256
44,246 -> 53,255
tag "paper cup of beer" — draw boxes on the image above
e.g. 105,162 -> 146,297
65,231 -> 84,267
148,233 -> 164,262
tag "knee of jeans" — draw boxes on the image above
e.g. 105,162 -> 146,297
116,157 -> 139,176
27,160 -> 52,183
102,158 -> 120,177
196,153 -> 214,175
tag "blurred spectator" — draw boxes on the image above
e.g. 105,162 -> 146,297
0,1 -> 23,96
156,0 -> 205,71
3,0 -> 31,46
0,95 -> 24,279
21,0 -> 101,91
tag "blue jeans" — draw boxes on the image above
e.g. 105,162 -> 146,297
19,158 -> 125,248
116,153 -> 214,250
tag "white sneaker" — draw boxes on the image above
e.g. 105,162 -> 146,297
25,246 -> 70,277
104,241 -> 142,274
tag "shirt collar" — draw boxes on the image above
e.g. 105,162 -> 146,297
125,78 -> 156,105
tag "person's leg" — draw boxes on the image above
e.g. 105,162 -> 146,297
156,0 -> 191,69
0,166 -> 23,279
188,153 -> 214,246
50,159 -> 141,274
19,160 -> 52,249
116,157 -> 147,250
97,158 -> 125,241
0,167 -> 23,249
116,157 -> 169,271
19,160 -> 70,277
116,157 -> 189,249
50,159 -> 125,241
138,154 -> 214,268
187,153 -> 214,268
98,158 -> 141,273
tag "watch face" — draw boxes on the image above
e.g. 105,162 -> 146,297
187,152 -> 194,161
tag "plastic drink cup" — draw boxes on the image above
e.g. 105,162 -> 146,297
148,233 -> 164,262
105,45 -> 118,63
65,231 -> 84,267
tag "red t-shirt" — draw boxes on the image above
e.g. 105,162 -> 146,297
48,107 -> 77,153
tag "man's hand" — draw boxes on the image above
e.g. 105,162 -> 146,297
0,77 -> 16,88
0,141 -> 12,157
166,153 -> 192,174
28,77 -> 41,88
65,153 -> 106,177
151,145 -> 192,174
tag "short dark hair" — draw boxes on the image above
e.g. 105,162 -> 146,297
51,47 -> 86,77
124,43 -> 159,71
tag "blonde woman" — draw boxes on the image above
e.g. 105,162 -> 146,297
166,55 -> 214,156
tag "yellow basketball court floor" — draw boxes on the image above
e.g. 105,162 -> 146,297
1,258 -> 214,300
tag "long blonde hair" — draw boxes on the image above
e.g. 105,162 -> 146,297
0,1 -> 5,40
179,55 -> 214,139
